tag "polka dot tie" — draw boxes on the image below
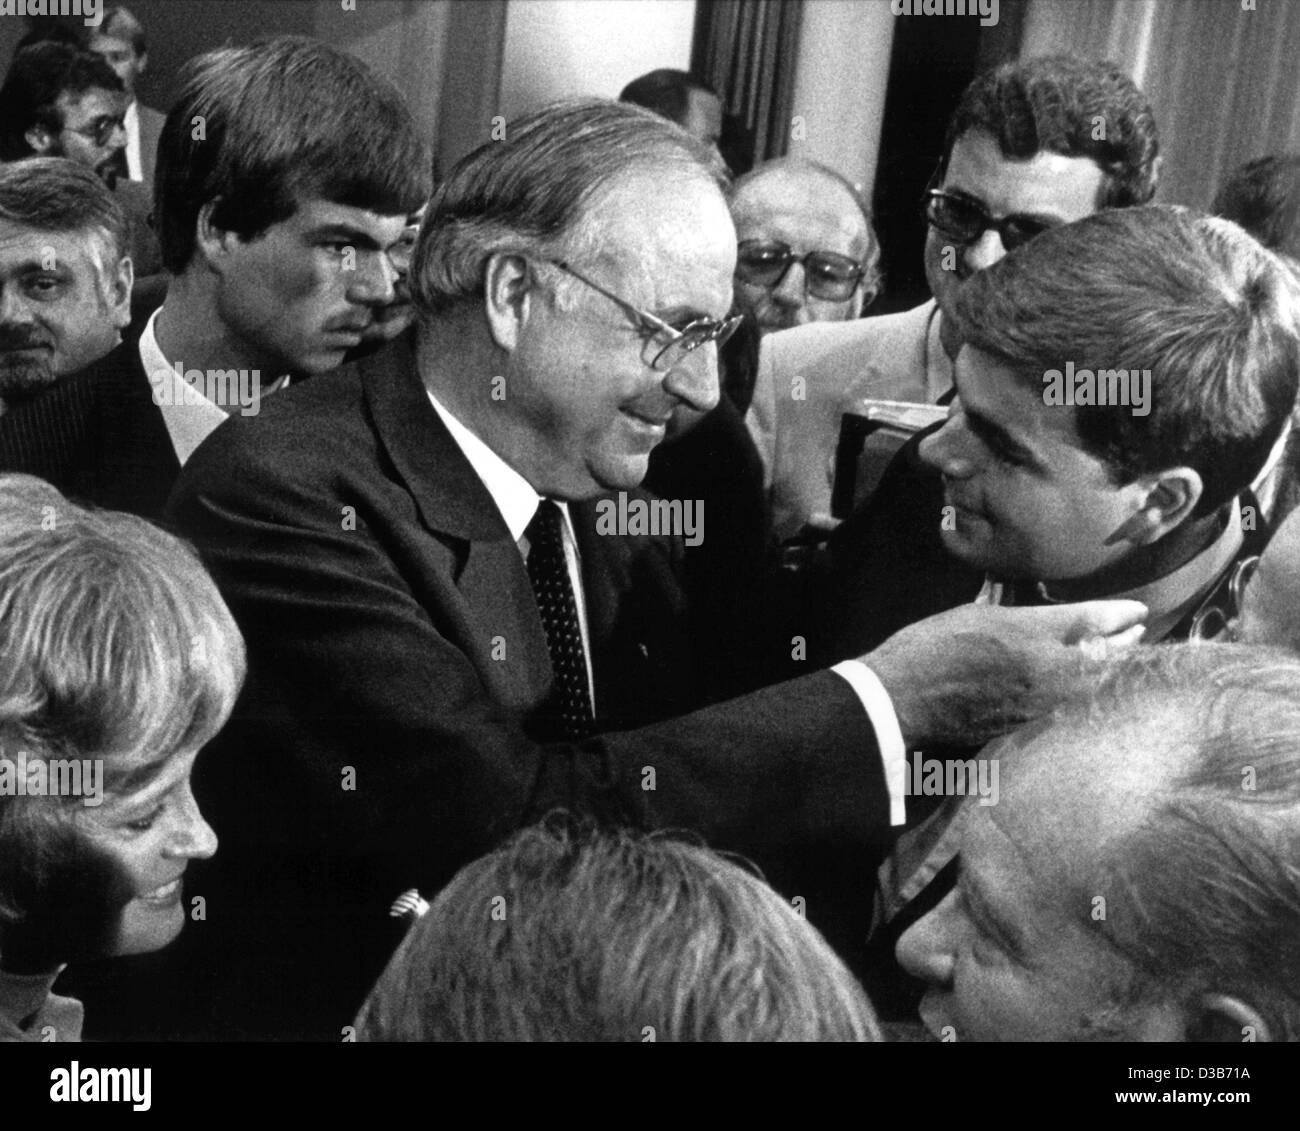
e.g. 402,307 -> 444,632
525,500 -> 594,741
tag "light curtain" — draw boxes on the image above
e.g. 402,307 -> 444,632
1021,0 -> 1300,209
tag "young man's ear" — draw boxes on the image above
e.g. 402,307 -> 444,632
193,199 -> 241,271
482,252 -> 534,354
1110,468 -> 1204,547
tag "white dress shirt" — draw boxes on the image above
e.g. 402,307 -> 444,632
124,99 -> 143,182
138,309 -> 227,465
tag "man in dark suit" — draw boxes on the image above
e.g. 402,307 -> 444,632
0,37 -> 430,525
0,159 -> 131,420
163,99 -> 1146,1041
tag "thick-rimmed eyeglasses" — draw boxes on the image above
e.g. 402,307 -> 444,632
64,116 -> 126,147
923,189 -> 1053,253
550,260 -> 743,372
735,239 -> 868,302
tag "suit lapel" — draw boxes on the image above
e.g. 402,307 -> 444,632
358,334 -> 554,710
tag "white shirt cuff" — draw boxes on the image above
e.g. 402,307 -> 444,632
830,660 -> 908,827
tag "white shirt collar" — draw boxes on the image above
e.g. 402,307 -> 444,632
138,308 -> 227,466
425,391 -> 544,543
124,99 -> 142,182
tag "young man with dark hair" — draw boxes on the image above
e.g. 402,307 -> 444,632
750,55 -> 1161,541
0,35 -> 431,524
619,68 -> 722,150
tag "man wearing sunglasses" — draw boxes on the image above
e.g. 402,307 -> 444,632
0,41 -> 160,276
748,56 -> 1160,543
165,99 -> 1145,1040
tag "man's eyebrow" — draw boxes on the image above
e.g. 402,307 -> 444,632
306,224 -> 392,250
11,257 -> 72,276
960,862 -> 1028,959
963,403 -> 1044,468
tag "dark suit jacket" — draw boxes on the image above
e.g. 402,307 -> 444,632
813,422 -> 982,663
153,335 -> 894,1040
0,339 -> 178,523
113,178 -> 162,278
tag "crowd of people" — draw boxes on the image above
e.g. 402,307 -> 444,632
0,8 -> 1298,1043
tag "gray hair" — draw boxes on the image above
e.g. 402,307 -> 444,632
410,98 -> 726,317
356,814 -> 882,1041
1059,644 -> 1300,1039
0,157 -> 128,269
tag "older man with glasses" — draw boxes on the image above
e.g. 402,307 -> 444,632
164,98 -> 1146,1040
728,158 -> 882,336
747,55 -> 1161,543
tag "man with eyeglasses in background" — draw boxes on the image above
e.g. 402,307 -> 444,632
748,55 -> 1160,544
165,98 -> 1146,1039
0,40 -> 161,276
730,158 -> 882,335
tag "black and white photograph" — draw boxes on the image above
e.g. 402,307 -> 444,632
0,0 -> 1293,1114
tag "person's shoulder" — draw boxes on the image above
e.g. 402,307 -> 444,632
764,300 -> 937,370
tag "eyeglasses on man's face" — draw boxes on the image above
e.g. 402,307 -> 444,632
64,114 -> 127,148
549,260 -> 743,372
923,189 -> 1054,253
735,239 -> 867,303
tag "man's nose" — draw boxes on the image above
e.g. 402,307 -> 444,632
662,342 -> 720,414
770,258 -> 807,309
0,285 -> 34,325
919,411 -> 977,479
895,888 -> 960,988
346,250 -> 399,306
961,228 -> 1007,274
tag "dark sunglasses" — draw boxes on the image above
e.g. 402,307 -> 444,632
735,239 -> 866,302
923,189 -> 1053,252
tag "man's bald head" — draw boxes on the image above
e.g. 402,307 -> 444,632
729,158 -> 880,333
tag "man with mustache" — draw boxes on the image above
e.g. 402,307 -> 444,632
0,160 -> 131,418
0,36 -> 430,522
748,55 -> 1160,543
0,40 -> 160,277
